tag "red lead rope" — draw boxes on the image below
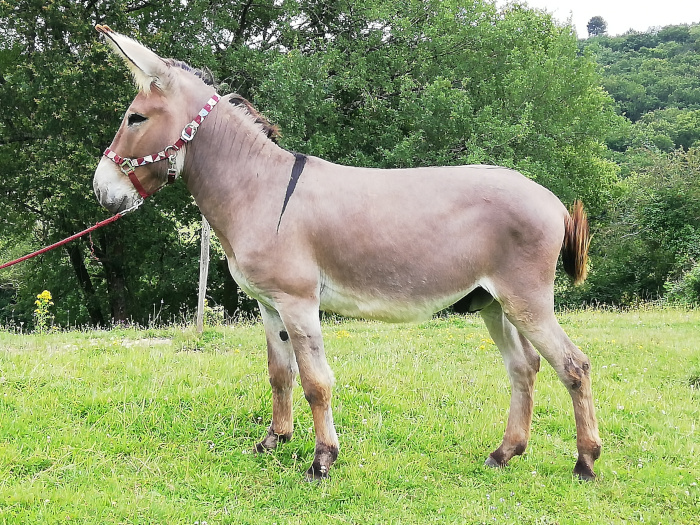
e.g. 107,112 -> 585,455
0,204 -> 140,270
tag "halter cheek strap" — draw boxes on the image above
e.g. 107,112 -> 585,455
103,94 -> 220,199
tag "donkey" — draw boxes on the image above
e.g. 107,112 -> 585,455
92,26 -> 602,480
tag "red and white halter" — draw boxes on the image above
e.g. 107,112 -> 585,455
103,94 -> 221,199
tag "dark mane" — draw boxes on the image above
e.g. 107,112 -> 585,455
229,94 -> 281,144
166,59 -> 281,143
165,58 -> 216,86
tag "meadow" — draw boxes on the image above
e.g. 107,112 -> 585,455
0,308 -> 698,524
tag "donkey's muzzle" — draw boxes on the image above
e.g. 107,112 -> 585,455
93,157 -> 143,213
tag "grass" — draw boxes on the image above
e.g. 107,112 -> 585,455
0,308 -> 698,524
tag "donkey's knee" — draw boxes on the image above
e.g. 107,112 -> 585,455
561,353 -> 591,392
507,350 -> 540,379
295,345 -> 335,407
268,359 -> 297,390
301,374 -> 334,407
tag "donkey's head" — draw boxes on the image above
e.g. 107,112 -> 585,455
93,25 -> 218,213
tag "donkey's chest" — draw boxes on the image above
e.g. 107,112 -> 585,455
225,256 -> 272,306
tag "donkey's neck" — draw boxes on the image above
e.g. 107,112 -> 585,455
182,96 -> 295,236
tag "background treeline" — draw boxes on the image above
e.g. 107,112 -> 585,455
0,0 -> 698,328
574,24 -> 700,306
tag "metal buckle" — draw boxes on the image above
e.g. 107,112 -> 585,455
181,121 -> 199,141
119,157 -> 136,175
164,145 -> 179,184
167,162 -> 177,183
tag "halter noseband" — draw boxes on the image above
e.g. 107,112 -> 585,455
103,94 -> 221,199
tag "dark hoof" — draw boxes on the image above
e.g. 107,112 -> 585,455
485,449 -> 511,468
573,458 -> 597,481
304,443 -> 338,480
254,429 -> 292,453
305,463 -> 330,481
484,455 -> 503,468
254,441 -> 271,454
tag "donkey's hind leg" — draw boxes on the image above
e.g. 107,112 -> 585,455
480,301 -> 541,468
255,303 -> 298,452
505,301 -> 602,480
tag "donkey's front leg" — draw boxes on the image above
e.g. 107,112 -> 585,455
279,300 -> 339,480
255,303 -> 298,452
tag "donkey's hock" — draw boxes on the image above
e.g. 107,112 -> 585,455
93,27 -> 601,480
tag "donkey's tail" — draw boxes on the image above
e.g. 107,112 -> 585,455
562,200 -> 590,286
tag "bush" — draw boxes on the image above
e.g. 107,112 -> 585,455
665,263 -> 700,305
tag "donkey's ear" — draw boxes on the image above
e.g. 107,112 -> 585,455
96,25 -> 170,93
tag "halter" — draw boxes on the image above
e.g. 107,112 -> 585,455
103,94 -> 221,199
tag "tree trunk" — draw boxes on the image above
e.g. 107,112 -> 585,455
104,249 -> 128,324
65,243 -> 105,326
93,231 -> 129,324
217,257 -> 239,318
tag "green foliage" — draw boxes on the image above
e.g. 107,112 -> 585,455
202,299 -> 225,326
637,108 -> 700,150
571,148 -> 700,306
665,264 -> 700,306
559,23 -> 700,306
1,0 -> 622,323
585,25 -> 700,123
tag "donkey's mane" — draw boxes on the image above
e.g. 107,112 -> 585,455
166,58 -> 281,144
228,94 -> 281,144
165,58 -> 216,86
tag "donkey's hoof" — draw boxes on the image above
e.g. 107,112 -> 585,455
484,456 -> 501,468
573,459 -> 597,481
304,443 -> 338,480
254,441 -> 271,454
254,430 -> 292,453
305,463 -> 330,481
577,472 -> 596,482
485,452 -> 508,468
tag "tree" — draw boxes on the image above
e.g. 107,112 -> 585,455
574,147 -> 700,305
587,16 -> 608,38
1,0 -> 622,325
256,1 -> 620,210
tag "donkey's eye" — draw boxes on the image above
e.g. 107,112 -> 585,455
127,113 -> 148,126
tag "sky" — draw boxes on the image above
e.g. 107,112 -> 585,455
497,1 -> 700,37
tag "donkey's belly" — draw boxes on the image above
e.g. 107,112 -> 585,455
319,274 -> 473,323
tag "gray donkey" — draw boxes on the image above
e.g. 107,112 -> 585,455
93,26 -> 601,480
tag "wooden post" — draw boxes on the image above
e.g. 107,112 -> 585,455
196,215 -> 211,333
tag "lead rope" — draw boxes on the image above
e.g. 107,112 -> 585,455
0,201 -> 142,270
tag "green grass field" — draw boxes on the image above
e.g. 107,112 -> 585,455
0,308 -> 698,524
